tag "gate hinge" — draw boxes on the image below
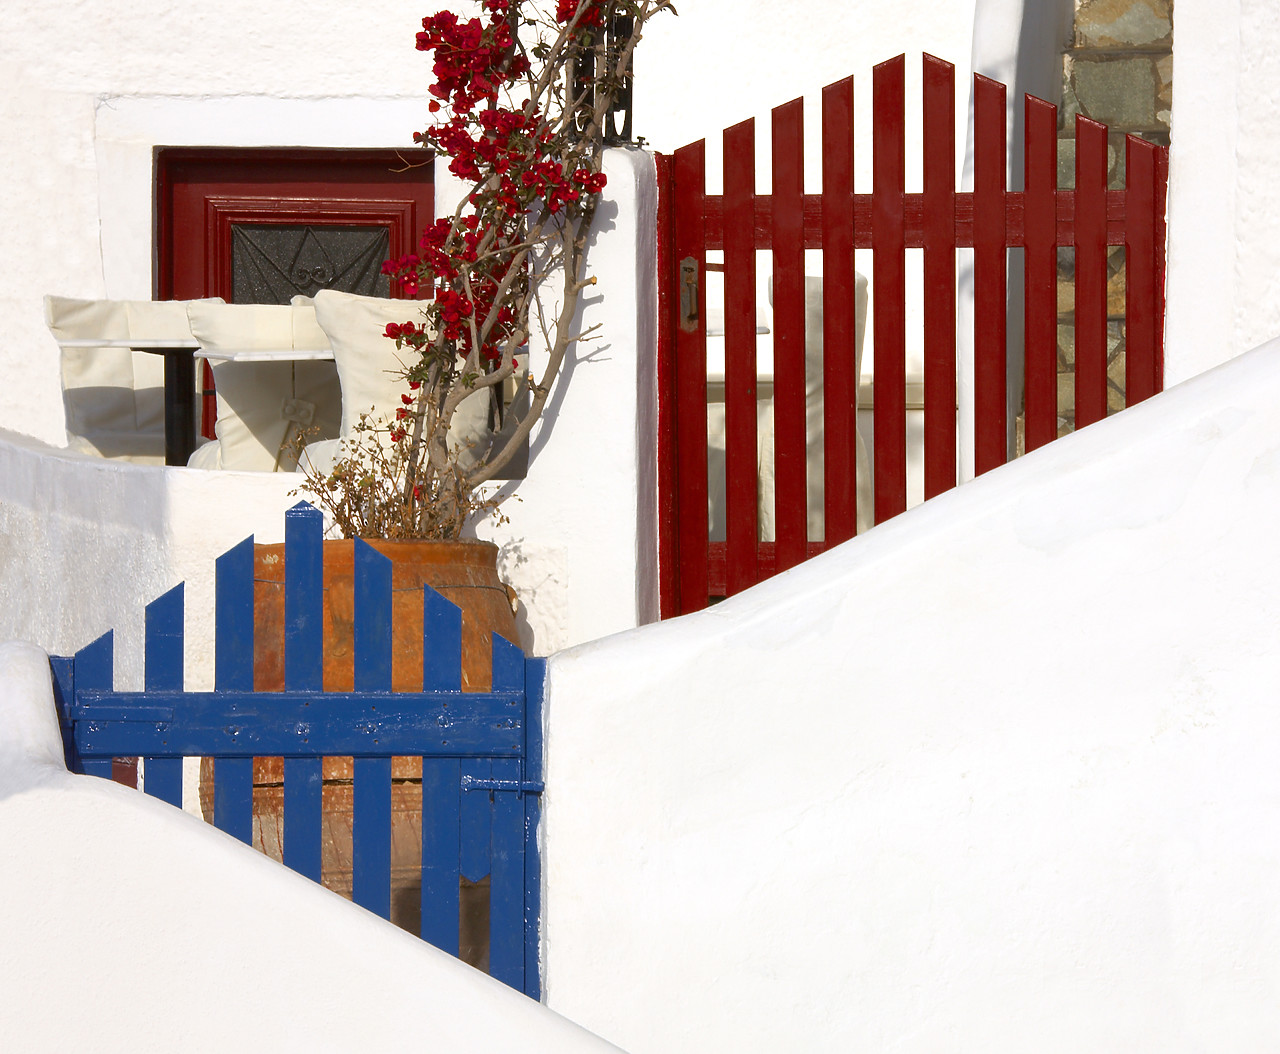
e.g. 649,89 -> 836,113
460,774 -> 544,797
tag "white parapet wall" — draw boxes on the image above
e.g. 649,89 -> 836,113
0,640 -> 620,1053
541,336 -> 1280,1051
0,436 -> 301,690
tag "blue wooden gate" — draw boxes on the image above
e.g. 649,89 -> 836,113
50,502 -> 543,998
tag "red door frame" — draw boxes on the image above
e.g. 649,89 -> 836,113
155,148 -> 433,433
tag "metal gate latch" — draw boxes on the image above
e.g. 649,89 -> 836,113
460,774 -> 545,797
678,256 -> 699,332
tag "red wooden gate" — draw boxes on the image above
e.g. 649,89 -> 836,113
656,53 -> 1169,617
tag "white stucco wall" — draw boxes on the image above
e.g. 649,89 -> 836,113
0,435 -> 304,690
474,147 -> 661,644
0,640 -> 619,1053
541,336 -> 1280,1051
1164,0 -> 1280,384
636,0 -> 976,170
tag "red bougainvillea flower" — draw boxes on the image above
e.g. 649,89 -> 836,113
382,2 -> 614,380
556,0 -> 606,29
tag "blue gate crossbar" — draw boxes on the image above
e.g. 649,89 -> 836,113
70,689 -> 525,757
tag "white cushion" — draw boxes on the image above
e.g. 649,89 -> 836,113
310,290 -> 499,471
185,302 -> 341,472
44,295 -> 222,464
310,291 -> 423,436
707,274 -> 872,542
124,300 -> 205,342
185,438 -> 222,470
186,302 -> 295,351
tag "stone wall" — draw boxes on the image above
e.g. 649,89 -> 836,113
1053,0 -> 1173,436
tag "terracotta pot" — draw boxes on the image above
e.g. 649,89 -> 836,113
251,537 -> 518,695
201,539 -> 517,958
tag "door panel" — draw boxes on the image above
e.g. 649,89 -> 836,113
158,148 -> 432,303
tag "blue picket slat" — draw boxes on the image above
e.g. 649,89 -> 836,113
523,655 -> 547,998
213,757 -> 253,845
215,538 -> 255,693
489,635 -> 528,990
423,586 -> 462,692
285,502 -> 323,692
142,758 -> 183,806
76,632 -> 114,779
284,503 -> 324,881
145,584 -> 185,690
283,758 -> 322,881
143,585 -> 185,807
420,587 -> 464,950
48,654 -> 78,772
351,541 -> 392,918
80,757 -> 115,779
421,757 -> 461,954
460,757 -> 493,884
354,541 -> 392,692
214,540 -> 255,843
352,756 -> 393,919
489,756 -> 526,989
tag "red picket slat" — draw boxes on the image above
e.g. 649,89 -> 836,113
1074,114 -> 1109,428
973,74 -> 1007,476
872,55 -> 907,523
1154,146 -> 1169,393
821,76 -> 858,546
672,141 -> 709,611
922,53 -> 957,499
1023,94 -> 1058,452
1124,134 -> 1158,405
723,118 -> 760,595
654,153 -> 678,618
772,97 -> 807,570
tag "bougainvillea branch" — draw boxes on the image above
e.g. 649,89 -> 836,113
300,0 -> 673,540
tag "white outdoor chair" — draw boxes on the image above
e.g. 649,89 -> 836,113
303,289 -> 509,477
758,273 -> 872,541
44,295 -> 221,464
184,301 -> 341,472
706,273 -> 871,543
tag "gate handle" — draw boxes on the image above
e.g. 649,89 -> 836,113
678,256 -> 699,333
